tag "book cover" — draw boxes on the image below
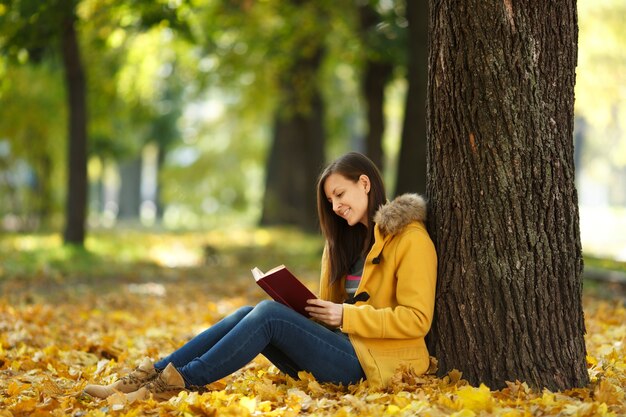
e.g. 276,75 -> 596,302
251,265 -> 317,318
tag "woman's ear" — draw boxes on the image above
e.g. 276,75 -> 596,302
359,175 -> 371,194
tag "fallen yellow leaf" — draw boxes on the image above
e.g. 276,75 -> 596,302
456,383 -> 494,412
7,381 -> 27,396
239,396 -> 256,413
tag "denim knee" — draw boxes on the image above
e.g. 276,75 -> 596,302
247,300 -> 286,321
231,305 -> 254,319
246,300 -> 291,324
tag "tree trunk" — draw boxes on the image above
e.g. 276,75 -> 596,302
359,3 -> 393,172
61,6 -> 88,246
155,145 -> 166,221
362,61 -> 392,172
117,157 -> 142,220
426,0 -> 588,391
395,0 -> 428,196
91,157 -> 105,218
260,49 -> 325,232
36,153 -> 53,229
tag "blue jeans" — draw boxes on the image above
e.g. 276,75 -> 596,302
154,300 -> 365,387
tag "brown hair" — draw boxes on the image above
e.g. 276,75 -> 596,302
317,152 -> 386,284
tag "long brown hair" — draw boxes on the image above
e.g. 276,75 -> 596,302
317,152 -> 386,284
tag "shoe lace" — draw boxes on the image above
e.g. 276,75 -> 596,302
120,366 -> 155,386
146,373 -> 177,394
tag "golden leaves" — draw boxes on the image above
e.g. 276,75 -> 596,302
594,379 -> 624,406
6,381 -> 28,396
0,289 -> 625,417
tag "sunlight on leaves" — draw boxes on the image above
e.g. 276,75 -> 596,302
0,231 -> 625,416
0,291 -> 624,416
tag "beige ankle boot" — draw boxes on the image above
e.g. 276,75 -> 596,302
84,357 -> 157,399
125,363 -> 186,402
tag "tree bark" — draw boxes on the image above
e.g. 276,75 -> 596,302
395,0 -> 428,196
359,3 -> 393,172
61,5 -> 88,246
426,0 -> 588,390
362,60 -> 392,172
260,48 -> 325,232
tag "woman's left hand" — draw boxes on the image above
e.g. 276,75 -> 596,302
305,299 -> 343,327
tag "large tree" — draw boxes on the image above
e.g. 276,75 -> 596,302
357,1 -> 394,171
394,0 -> 428,196
259,1 -> 329,231
426,0 -> 588,391
260,38 -> 326,231
0,0 -> 89,244
60,1 -> 88,245
0,63 -> 66,229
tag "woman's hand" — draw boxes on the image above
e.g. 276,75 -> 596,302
305,299 -> 343,327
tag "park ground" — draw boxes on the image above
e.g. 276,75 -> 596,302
0,229 -> 625,417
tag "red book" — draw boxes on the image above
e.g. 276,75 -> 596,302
251,265 -> 317,318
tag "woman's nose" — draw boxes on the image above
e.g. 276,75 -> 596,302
332,201 -> 341,212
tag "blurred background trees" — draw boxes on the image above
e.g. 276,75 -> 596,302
0,0 -> 624,261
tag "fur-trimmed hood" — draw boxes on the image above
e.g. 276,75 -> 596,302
373,193 -> 427,237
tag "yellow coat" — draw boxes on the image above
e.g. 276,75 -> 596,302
319,194 -> 437,388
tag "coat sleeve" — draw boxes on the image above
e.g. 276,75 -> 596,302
341,228 -> 437,339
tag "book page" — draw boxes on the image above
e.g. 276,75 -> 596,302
251,265 -> 286,281
264,264 -> 286,275
251,267 -> 265,282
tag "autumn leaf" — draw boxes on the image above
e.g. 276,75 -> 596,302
456,383 -> 495,412
594,378 -> 624,405
0,231 -> 625,417
6,381 -> 28,396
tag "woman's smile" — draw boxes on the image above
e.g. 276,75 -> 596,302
324,173 -> 370,227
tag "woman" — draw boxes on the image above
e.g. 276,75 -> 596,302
84,152 -> 437,401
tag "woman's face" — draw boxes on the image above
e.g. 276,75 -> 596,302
323,173 -> 371,227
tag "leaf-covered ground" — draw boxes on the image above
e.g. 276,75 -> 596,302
0,230 -> 625,416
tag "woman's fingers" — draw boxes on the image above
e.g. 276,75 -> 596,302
305,299 -> 343,327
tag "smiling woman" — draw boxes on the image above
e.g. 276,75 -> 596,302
323,173 -> 371,227
82,152 -> 437,400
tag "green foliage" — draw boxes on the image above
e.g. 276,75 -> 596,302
1,0 -> 622,234
358,0 -> 408,65
584,255 -> 626,274
0,0 -> 67,62
158,0 -> 338,225
0,227 -> 324,281
0,0 -> 413,229
0,0 -> 203,228
0,62 -> 66,221
78,0 -> 197,159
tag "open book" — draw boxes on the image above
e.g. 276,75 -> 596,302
251,265 -> 318,318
